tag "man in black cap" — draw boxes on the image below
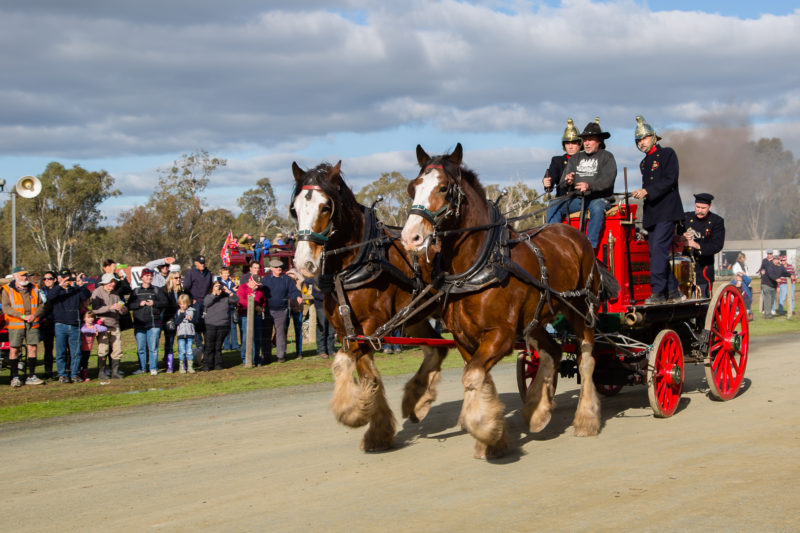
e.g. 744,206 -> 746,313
183,255 -> 212,364
548,117 -> 618,248
682,193 -> 725,297
631,116 -> 684,303
49,268 -> 91,383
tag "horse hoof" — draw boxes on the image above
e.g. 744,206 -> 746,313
573,424 -> 600,437
473,440 -> 507,460
528,411 -> 551,433
361,438 -> 393,452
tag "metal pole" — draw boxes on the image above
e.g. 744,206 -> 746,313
11,191 -> 16,268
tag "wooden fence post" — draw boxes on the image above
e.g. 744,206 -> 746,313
245,294 -> 254,367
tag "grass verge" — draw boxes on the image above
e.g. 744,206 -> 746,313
1,291 -> 797,424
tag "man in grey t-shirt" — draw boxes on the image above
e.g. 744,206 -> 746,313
546,118 -> 618,248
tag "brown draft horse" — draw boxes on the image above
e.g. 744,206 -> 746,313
400,143 -> 605,459
291,161 -> 448,451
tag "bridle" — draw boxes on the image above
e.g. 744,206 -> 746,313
408,164 -> 466,232
294,185 -> 334,245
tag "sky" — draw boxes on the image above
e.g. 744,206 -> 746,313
1,0 -> 799,225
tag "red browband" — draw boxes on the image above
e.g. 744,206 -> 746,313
425,164 -> 444,170
302,185 -> 322,190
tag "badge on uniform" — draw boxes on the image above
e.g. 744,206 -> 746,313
651,161 -> 660,171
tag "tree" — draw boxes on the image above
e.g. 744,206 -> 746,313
237,177 -> 278,232
117,150 -> 227,263
355,171 -> 410,226
485,180 -> 547,229
0,162 -> 119,272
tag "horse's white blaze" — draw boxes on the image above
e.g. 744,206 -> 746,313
293,189 -> 328,275
401,170 -> 440,252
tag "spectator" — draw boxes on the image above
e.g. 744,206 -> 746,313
1,266 -> 46,388
217,266 -> 239,351
286,232 -> 296,248
760,255 -> 791,320
285,269 -> 305,359
144,256 -> 176,288
240,260 -> 261,286
49,268 -> 91,383
38,270 -> 58,379
91,273 -> 127,379
730,252 -> 753,320
128,268 -> 168,375
174,294 -> 196,373
237,274 -> 265,366
274,233 -> 286,246
775,255 -> 796,315
183,255 -> 213,366
253,233 -> 270,263
80,310 -> 107,382
161,265 -> 185,373
303,277 -> 336,359
261,259 -> 302,363
759,250 -> 774,312
202,280 -> 238,371
100,259 -> 132,332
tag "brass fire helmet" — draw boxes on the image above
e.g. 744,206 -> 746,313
561,118 -> 582,149
634,115 -> 663,152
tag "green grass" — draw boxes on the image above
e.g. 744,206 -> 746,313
0,331 -> 467,424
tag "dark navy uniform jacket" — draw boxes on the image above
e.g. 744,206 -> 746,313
683,210 -> 725,283
640,145 -> 683,229
547,154 -> 570,196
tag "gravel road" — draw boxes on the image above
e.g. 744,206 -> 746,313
3,333 -> 799,532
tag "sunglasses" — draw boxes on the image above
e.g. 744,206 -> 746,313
43,277 -> 54,280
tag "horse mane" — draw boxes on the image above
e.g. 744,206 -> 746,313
424,149 -> 487,204
292,162 -> 363,226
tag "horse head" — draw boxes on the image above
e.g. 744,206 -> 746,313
401,143 -> 465,257
291,160 -> 347,278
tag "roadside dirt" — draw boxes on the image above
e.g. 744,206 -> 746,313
3,333 -> 798,532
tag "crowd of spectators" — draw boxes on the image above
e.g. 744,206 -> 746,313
1,247 -> 334,388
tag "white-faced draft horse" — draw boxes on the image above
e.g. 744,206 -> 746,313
291,161 -> 448,451
401,144 -> 616,459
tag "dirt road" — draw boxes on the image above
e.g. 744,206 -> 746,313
3,334 -> 799,532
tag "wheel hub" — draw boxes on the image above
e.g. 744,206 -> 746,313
662,364 -> 682,386
722,332 -> 741,353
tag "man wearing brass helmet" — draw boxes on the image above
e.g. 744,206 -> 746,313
548,118 -> 618,249
631,116 -> 684,304
543,118 -> 582,199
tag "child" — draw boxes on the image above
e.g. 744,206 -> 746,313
80,311 -> 107,382
174,293 -> 196,374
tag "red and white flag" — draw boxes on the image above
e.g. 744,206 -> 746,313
220,229 -> 233,266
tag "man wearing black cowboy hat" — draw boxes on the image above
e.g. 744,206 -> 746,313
631,116 -> 684,304
682,193 -> 725,298
548,118 -> 618,248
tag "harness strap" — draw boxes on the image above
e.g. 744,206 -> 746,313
334,274 -> 357,348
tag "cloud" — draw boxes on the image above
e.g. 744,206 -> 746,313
1,1 -> 799,218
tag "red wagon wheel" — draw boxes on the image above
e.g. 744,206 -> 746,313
704,284 -> 749,401
516,349 -> 541,400
647,329 -> 684,418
